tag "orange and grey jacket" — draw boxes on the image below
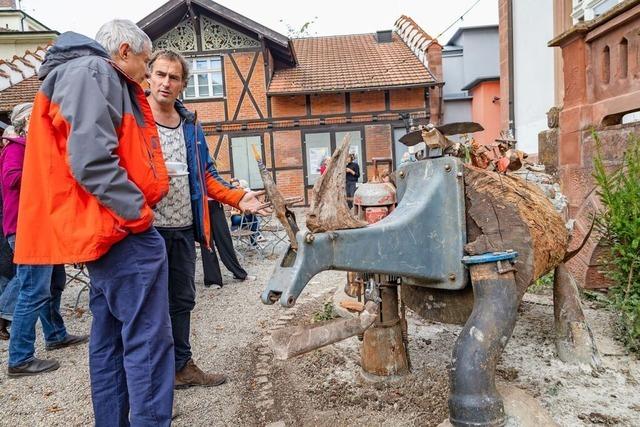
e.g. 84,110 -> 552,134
14,32 -> 169,264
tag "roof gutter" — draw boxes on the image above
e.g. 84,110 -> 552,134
267,81 -> 442,97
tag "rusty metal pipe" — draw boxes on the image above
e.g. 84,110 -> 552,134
362,284 -> 409,376
449,263 -> 518,427
270,301 -> 379,360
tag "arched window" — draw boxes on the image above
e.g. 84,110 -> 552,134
619,38 -> 628,79
601,46 -> 610,84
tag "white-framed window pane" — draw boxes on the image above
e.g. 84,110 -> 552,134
197,74 -> 210,97
182,56 -> 223,99
231,136 -> 264,189
211,73 -> 223,96
196,59 -> 208,70
305,132 -> 331,186
184,75 -> 196,98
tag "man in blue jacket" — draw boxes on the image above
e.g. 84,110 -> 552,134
146,49 -> 268,388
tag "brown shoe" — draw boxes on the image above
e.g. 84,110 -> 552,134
174,359 -> 226,389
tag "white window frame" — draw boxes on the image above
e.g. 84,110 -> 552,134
183,56 -> 224,100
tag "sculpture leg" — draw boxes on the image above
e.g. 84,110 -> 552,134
553,263 -> 601,368
449,262 -> 519,427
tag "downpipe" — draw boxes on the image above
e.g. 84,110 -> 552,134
449,253 -> 519,427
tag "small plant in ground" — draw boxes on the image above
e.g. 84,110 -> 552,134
529,272 -> 554,294
312,300 -> 337,323
593,132 -> 640,353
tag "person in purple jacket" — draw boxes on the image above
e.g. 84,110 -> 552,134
0,103 -> 87,375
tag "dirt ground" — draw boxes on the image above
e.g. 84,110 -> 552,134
1,246 -> 639,426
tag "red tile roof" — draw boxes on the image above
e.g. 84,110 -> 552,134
0,75 -> 40,112
268,33 -> 436,95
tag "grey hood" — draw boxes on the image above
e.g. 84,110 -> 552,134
39,32 -> 110,80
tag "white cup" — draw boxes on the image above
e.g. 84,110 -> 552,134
165,161 -> 188,176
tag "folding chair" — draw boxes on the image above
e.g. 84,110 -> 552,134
65,263 -> 91,310
230,212 -> 265,258
259,196 -> 303,255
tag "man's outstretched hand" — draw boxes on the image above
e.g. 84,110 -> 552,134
239,190 -> 272,215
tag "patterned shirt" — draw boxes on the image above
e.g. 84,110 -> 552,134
153,121 -> 193,228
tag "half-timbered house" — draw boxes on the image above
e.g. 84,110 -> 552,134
138,1 -> 443,204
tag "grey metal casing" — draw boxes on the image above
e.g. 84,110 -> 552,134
262,156 -> 468,307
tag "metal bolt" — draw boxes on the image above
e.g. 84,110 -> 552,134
399,170 -> 405,179
448,273 -> 456,281
304,232 -> 315,244
457,172 -> 463,178
445,164 -> 452,172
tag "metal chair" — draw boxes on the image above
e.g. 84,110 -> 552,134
259,196 -> 303,255
65,264 -> 91,310
229,211 -> 265,258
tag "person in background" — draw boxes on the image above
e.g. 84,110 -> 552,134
229,180 -> 262,247
1,102 -> 88,377
200,193 -> 256,289
319,157 -> 328,175
345,153 -> 360,208
0,126 -> 17,340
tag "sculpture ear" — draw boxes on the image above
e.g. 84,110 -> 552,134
306,133 -> 367,233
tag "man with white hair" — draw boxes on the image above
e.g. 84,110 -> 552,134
14,20 -> 174,425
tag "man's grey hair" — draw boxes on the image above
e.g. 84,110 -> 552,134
11,102 -> 33,136
95,19 -> 152,56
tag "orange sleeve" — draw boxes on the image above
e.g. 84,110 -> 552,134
205,172 -> 245,208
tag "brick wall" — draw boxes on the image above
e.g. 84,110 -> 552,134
275,169 -> 305,199
224,51 -> 266,121
271,95 -> 306,117
310,93 -> 346,115
273,130 -> 302,167
351,91 -> 385,112
389,88 -> 425,111
0,0 -> 15,7
212,134 -> 231,173
364,124 -> 393,161
186,100 -> 226,122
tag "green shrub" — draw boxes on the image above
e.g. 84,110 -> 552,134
593,133 -> 640,353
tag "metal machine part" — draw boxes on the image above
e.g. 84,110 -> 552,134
261,157 -> 468,308
449,251 -> 519,427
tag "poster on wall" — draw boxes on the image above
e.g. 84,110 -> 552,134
309,146 -> 330,174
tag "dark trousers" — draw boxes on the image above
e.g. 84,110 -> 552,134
86,228 -> 174,427
346,180 -> 357,208
201,200 -> 247,286
157,227 -> 196,373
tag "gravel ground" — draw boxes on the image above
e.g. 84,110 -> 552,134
1,230 -> 639,426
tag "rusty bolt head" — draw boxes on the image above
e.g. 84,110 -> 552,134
448,273 -> 456,281
304,233 -> 315,244
399,170 -> 405,179
445,164 -> 452,172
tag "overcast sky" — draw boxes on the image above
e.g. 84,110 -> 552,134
20,0 -> 497,45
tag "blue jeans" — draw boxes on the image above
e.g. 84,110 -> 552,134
86,228 -> 174,427
0,234 -> 19,320
8,234 -> 68,367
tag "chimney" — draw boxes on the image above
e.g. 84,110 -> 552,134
376,30 -> 393,43
0,0 -> 17,9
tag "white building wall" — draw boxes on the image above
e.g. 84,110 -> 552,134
512,0 -> 556,154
